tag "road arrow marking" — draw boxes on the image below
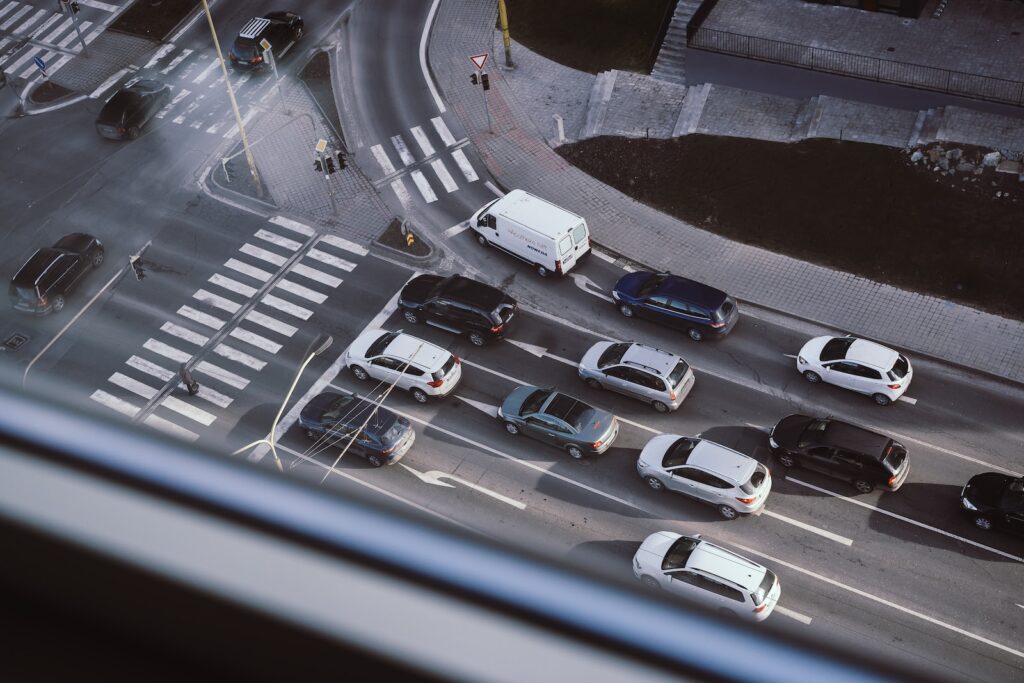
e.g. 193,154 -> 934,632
457,396 -> 500,419
569,273 -> 614,303
401,464 -> 527,510
506,339 -> 577,366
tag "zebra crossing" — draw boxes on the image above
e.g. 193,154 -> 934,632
89,215 -> 370,443
369,116 -> 482,205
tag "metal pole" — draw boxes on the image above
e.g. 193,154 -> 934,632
317,150 -> 338,214
497,0 -> 513,67
200,0 -> 263,197
265,47 -> 290,115
64,2 -> 89,57
481,71 -> 492,133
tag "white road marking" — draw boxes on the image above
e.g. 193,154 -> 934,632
782,354 -> 798,359
214,343 -> 266,371
320,234 -> 369,257
156,88 -> 190,118
1018,604 -> 1024,610
390,178 -> 413,207
160,48 -> 193,74
431,116 -> 456,147
161,396 -> 216,426
450,149 -> 479,183
6,14 -> 63,73
208,273 -> 257,298
484,181 -> 504,196
274,279 -> 327,305
89,67 -> 132,99
898,395 -> 918,405
762,510 -> 853,546
240,243 -> 287,266
143,43 -> 176,69
90,389 -> 140,417
143,338 -> 190,364
229,327 -> 282,354
307,248 -> 356,272
193,289 -> 241,314
224,258 -> 272,282
390,134 -> 416,166
786,477 -> 1024,563
505,339 -> 577,366
569,273 -> 615,303
430,158 -> 459,193
0,6 -> 31,31
191,59 -> 220,84
195,361 -> 249,390
443,222 -> 470,239
292,263 -> 342,287
78,0 -> 120,12
161,322 -> 208,346
0,4 -> 21,22
410,125 -> 436,157
261,294 -> 313,320
108,373 -> 157,401
177,305 -> 226,331
143,413 -> 199,442
370,144 -> 397,176
172,98 -> 202,124
401,463 -> 527,510
245,310 -> 298,337
775,606 -> 812,625
269,215 -> 315,237
205,119 -> 228,135
410,170 -> 437,203
454,395 -> 499,418
591,249 -> 616,264
126,356 -> 174,382
419,0 -> 446,113
255,228 -> 302,251
223,106 -> 258,139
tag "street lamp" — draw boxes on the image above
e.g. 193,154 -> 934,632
232,332 -> 333,471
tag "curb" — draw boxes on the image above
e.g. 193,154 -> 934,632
205,160 -> 278,213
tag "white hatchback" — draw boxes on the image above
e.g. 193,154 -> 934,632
633,531 -> 781,622
796,335 -> 912,406
344,329 -> 462,403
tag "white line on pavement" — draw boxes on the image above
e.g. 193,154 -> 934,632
191,59 -> 220,84
371,144 -> 398,176
762,510 -> 853,546
143,338 -> 190,364
484,181 -> 504,196
144,413 -> 199,442
161,396 -> 216,426
156,88 -> 190,118
196,360 -> 249,390
161,321 -> 208,346
269,215 -> 315,237
90,389 -> 140,417
390,178 -> 413,207
775,606 -> 813,625
292,263 -> 342,287
223,106 -> 257,138
443,222 -> 470,239
786,476 -> 1024,563
410,125 -> 436,157
431,116 -> 457,147
591,249 -> 616,264
430,158 -> 459,193
390,134 -> 415,166
224,258 -> 272,282
410,170 -> 437,203
160,48 -> 193,74
244,310 -> 298,337
255,228 -> 302,251
0,6 -> 31,31
262,294 -> 313,320
229,327 -> 282,354
193,288 -> 241,314
240,243 -> 287,266
450,149 -> 479,183
320,234 -> 369,257
126,356 -> 233,409
214,343 -> 266,371
143,43 -> 176,69
89,67 -> 132,98
419,0 -> 446,113
274,279 -> 327,305
401,463 -> 527,510
177,305 -> 226,331
208,273 -> 257,298
898,395 -> 918,405
78,0 -> 119,12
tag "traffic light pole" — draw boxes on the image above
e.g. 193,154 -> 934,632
478,69 -> 491,133
261,43 -> 290,115
61,1 -> 89,57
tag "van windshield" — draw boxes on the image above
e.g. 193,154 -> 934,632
572,223 -> 587,245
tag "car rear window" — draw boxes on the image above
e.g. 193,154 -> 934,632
661,537 -> 699,570
381,419 -> 409,446
662,438 -> 698,468
490,302 -> 515,325
433,354 -> 456,381
752,570 -> 777,606
558,235 -> 573,256
545,393 -> 589,431
367,332 -> 398,358
521,389 -> 550,415
572,223 -> 587,245
882,442 -> 907,472
597,343 -> 629,368
820,337 -> 854,361
889,354 -> 910,379
741,466 -> 767,495
714,299 -> 735,323
668,360 -> 690,387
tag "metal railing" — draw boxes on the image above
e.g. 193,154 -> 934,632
688,26 -> 1024,106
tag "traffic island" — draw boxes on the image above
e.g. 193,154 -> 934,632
372,219 -> 434,262
27,81 -> 74,105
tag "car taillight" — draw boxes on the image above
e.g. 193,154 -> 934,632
490,323 -> 504,333
427,379 -> 444,388
668,390 -> 676,400
251,55 -> 263,64
753,602 -> 768,613
592,440 -> 603,449
453,355 -> 461,364
39,295 -> 48,306
887,383 -> 901,390
735,496 -> 756,504
380,445 -> 395,455
888,473 -> 899,487
555,260 -> 562,274
710,321 -> 726,328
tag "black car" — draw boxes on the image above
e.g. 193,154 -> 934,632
399,274 -> 517,347
769,414 -> 910,494
611,271 -> 739,342
9,233 -> 104,315
95,80 -> 171,140
960,473 -> 1024,535
298,392 -> 415,467
229,12 -> 304,70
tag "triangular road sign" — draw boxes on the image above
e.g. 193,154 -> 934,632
470,53 -> 488,71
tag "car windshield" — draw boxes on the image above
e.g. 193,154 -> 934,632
367,332 -> 398,358
597,343 -> 629,368
889,354 -> 910,379
661,537 -> 699,570
637,273 -> 668,297
544,393 -> 589,431
433,355 -> 456,381
752,570 -> 777,605
668,360 -> 690,387
521,389 -> 550,415
662,438 -> 698,468
820,337 -> 854,361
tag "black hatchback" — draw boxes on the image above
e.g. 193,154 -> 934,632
229,12 -> 304,70
95,80 -> 170,140
298,392 -> 415,467
960,473 -> 1024,536
10,233 -> 104,315
398,274 -> 517,347
611,271 -> 739,342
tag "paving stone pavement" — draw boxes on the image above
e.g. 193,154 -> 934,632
51,32 -> 155,92
430,0 -> 1024,384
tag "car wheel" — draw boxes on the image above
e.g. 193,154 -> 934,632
802,370 -> 822,383
304,428 -> 318,440
536,264 -> 550,278
585,378 -> 602,390
652,400 -> 669,413
504,421 -> 520,435
90,248 -> 105,268
52,295 -> 65,313
618,304 -> 635,318
717,504 -> 739,520
872,393 -> 892,407
127,126 -> 141,140
645,476 -> 665,491
468,332 -> 486,347
640,576 -> 660,590
567,445 -> 585,460
777,453 -> 796,468
688,328 -> 704,342
403,308 -> 420,324
351,365 -> 369,381
411,388 -> 428,404
367,453 -> 384,468
477,234 -> 488,247
853,479 -> 874,494
973,516 -> 993,531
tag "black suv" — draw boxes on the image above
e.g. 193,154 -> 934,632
228,12 -> 303,70
398,274 -> 517,347
769,414 -> 910,494
298,392 -> 415,467
9,233 -> 104,315
960,473 -> 1024,536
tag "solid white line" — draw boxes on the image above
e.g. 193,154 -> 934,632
591,249 -> 616,264
307,248 -> 357,272
191,59 -> 220,84
208,273 -> 258,298
156,88 -> 189,118
195,361 -> 249,390
410,170 -> 437,203
431,116 -> 456,147
390,178 -> 413,207
484,181 -> 504,196
292,263 -> 342,288
193,289 -> 241,314
214,343 -> 266,371
143,339 -> 190,364
229,327 -> 282,354
269,215 -> 315,237
240,243 -> 287,266
786,477 -> 1024,563
443,222 -> 470,239
160,48 -> 193,74
245,309 -> 298,337
370,144 -> 398,176
782,354 -> 798,359
320,234 -> 369,257
168,3 -> 204,42
419,0 -> 446,113
274,279 -> 327,305
390,134 -> 416,166
255,228 -> 302,251
161,321 -> 208,346
143,43 -> 176,69
728,539 -> 1024,661
762,510 -> 853,546
89,67 -> 131,98
450,149 -> 479,183
126,356 -> 174,382
261,294 -> 313,320
898,395 -> 918,405
775,606 -> 813,625
177,306 -> 226,332
224,258 -> 272,282
410,125 -> 436,157
161,396 -> 216,426
90,389 -> 140,418
78,0 -> 119,12
143,413 -> 199,442
430,158 -> 459,193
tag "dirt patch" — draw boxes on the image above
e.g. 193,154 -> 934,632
505,0 -> 675,74
110,0 -> 200,41
558,135 -> 1024,319
28,81 -> 73,104
377,219 -> 431,257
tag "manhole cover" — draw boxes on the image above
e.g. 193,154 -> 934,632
4,333 -> 29,351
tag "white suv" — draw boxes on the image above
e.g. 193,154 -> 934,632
633,531 -> 780,622
637,435 -> 771,519
577,341 -> 695,412
344,329 -> 462,403
796,335 -> 912,406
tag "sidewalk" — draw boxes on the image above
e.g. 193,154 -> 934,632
429,0 -> 1024,385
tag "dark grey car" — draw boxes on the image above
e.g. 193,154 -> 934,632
95,80 -> 171,140
498,385 -> 619,459
9,233 -> 104,315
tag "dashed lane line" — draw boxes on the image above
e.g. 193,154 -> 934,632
762,510 -> 853,546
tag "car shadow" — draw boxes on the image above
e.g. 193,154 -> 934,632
696,425 -> 774,466
563,539 -> 644,582
224,401 -> 277,446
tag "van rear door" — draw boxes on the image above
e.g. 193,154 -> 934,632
557,234 -> 576,274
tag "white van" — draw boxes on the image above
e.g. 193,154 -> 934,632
470,189 -> 591,277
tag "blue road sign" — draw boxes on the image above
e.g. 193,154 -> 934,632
33,56 -> 46,72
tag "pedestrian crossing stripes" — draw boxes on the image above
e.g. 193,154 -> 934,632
431,117 -> 456,147
144,413 -> 199,442
430,159 -> 458,193
451,149 -> 479,183
410,170 -> 437,203
411,125 -> 435,157
390,134 -> 416,166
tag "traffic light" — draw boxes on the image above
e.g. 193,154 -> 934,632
481,73 -> 490,91
325,156 -> 336,174
470,73 -> 478,86
336,150 -> 346,170
314,158 -> 323,173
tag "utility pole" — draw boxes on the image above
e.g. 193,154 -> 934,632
200,0 -> 262,197
497,0 -> 513,67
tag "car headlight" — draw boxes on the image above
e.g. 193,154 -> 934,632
768,437 -> 778,449
961,497 -> 977,511
797,356 -> 807,365
637,459 -> 649,469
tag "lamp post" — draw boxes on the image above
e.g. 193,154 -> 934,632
232,333 -> 333,471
